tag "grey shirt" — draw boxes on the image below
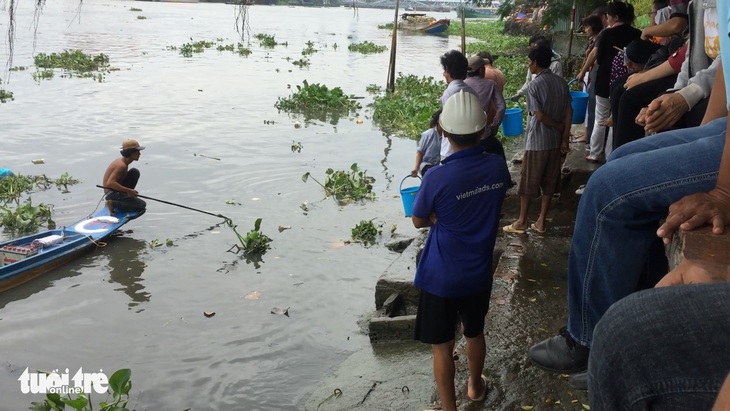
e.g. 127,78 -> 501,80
417,127 -> 442,173
440,80 -> 478,105
525,69 -> 571,151
464,76 -> 506,132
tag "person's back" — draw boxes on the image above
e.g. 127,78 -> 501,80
526,70 -> 571,150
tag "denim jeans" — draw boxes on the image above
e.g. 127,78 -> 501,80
567,117 -> 727,348
589,283 -> 730,410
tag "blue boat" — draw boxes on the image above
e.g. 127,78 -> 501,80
423,19 -> 450,34
0,208 -> 142,292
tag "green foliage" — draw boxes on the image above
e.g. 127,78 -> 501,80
9,66 -> 26,71
229,218 -> 272,255
366,84 -> 382,94
351,219 -> 382,246
292,57 -> 310,68
0,199 -> 53,233
275,80 -> 360,124
33,50 -> 112,81
0,173 -> 79,233
448,21 -> 529,55
291,141 -> 303,153
255,33 -> 286,48
136,15 -> 147,20
176,40 -> 215,57
377,23 -> 394,30
302,41 -> 318,56
302,163 -> 376,204
30,368 -> 133,411
0,88 -> 13,103
347,41 -> 387,54
32,69 -> 55,81
370,74 -> 444,140
129,7 -> 142,11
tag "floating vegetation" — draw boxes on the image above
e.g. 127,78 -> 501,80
291,141 -> 303,153
0,199 -> 53,233
292,57 -> 310,68
0,173 -> 79,233
29,368 -> 133,411
228,218 -> 272,255
137,15 -> 147,20
31,69 -> 54,81
0,88 -> 13,103
173,40 -> 215,57
366,84 -> 382,94
370,74 -> 443,140
351,219 -> 382,246
302,163 -> 376,204
33,50 -> 114,82
9,66 -> 26,71
377,23 -> 394,29
347,41 -> 387,54
302,41 -> 318,56
254,33 -> 286,48
275,80 -> 361,124
150,238 -> 174,247
130,7 -> 142,11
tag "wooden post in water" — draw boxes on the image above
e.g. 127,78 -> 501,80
386,0 -> 400,92
460,1 -> 466,53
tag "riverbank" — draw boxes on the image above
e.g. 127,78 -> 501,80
303,131 -> 595,410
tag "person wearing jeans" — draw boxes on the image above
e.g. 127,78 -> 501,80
528,115 -> 727,374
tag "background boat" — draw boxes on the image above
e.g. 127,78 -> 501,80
456,1 -> 500,18
398,13 -> 450,34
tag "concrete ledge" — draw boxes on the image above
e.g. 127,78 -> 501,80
374,233 -> 424,309
368,315 -> 417,343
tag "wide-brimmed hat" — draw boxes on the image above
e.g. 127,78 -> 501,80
121,139 -> 145,151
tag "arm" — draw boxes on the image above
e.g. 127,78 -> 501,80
657,60 -> 730,242
412,151 -> 423,177
577,47 -> 598,80
491,87 -> 506,130
561,104 -> 572,153
534,110 -> 564,132
105,165 -> 138,197
641,16 -> 688,40
702,62 -> 729,125
714,373 -> 730,411
676,56 -> 722,110
411,215 -> 432,228
512,68 -> 531,99
624,60 -> 676,90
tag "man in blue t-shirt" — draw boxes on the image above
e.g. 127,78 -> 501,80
411,90 -> 510,411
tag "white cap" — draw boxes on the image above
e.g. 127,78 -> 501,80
439,90 -> 487,135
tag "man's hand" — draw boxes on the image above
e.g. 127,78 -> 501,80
643,93 -> 690,134
411,169 -> 418,177
507,95 -> 521,102
128,188 -> 140,197
655,258 -> 729,287
657,189 -> 730,244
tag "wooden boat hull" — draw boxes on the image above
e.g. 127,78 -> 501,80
423,19 -> 450,34
0,208 -> 142,292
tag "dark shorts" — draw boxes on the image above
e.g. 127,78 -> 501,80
414,289 -> 492,345
517,148 -> 562,198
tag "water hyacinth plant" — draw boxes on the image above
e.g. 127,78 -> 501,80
33,50 -> 113,80
347,41 -> 387,54
351,219 -> 382,246
370,74 -> 444,140
302,163 -> 375,204
275,80 -> 360,124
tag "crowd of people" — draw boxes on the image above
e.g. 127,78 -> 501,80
408,0 -> 730,410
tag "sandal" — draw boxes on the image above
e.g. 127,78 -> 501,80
503,223 -> 526,234
530,223 -> 546,235
469,375 -> 488,402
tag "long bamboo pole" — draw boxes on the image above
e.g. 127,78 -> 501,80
386,0 -> 400,92
460,0 -> 466,53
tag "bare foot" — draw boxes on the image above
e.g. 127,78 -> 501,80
105,200 -> 114,215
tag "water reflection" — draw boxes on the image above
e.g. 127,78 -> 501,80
105,237 -> 150,311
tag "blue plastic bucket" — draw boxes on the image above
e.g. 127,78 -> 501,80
0,168 -> 13,179
400,175 -> 421,217
502,107 -> 523,137
568,79 -> 589,124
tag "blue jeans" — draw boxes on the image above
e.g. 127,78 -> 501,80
567,117 -> 727,347
589,283 -> 730,410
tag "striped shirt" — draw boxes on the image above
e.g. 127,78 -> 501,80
524,69 -> 571,151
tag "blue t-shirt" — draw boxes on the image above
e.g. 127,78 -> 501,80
412,146 -> 510,298
719,0 -> 730,109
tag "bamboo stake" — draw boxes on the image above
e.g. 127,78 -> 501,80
460,0 -> 466,54
386,0 -> 400,92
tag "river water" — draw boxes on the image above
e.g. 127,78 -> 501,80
0,1 -> 468,409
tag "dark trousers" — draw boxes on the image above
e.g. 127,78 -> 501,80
610,74 -> 678,150
481,133 -> 505,160
106,168 -> 146,212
